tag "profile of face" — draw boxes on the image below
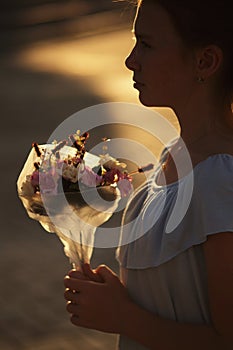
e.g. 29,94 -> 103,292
125,2 -> 196,109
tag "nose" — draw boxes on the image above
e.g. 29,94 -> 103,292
125,46 -> 140,72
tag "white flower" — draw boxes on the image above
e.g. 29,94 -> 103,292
62,164 -> 79,183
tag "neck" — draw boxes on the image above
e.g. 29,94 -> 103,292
174,97 -> 233,153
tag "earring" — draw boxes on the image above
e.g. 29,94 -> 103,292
197,77 -> 205,83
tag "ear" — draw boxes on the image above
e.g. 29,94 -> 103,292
195,45 -> 223,81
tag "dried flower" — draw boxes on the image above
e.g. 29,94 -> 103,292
62,163 -> 79,183
32,143 -> 42,157
18,131 -> 154,270
22,132 -> 153,200
21,176 -> 35,196
39,172 -> 58,195
51,140 -> 67,154
79,166 -> 102,187
99,154 -> 127,172
31,170 -> 39,188
117,178 -> 133,197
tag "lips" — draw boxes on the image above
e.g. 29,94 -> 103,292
133,78 -> 144,89
133,77 -> 144,85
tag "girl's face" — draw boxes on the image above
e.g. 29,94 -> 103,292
125,2 -> 196,109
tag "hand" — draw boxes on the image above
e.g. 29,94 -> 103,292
64,264 -> 131,333
68,263 -> 104,283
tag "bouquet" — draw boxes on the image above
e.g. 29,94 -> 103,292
17,131 -> 153,268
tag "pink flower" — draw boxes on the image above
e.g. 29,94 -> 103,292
102,168 -> 121,184
31,170 -> 39,187
102,168 -> 133,196
56,160 -> 65,170
80,166 -> 102,187
117,177 -> 133,197
39,172 -> 58,195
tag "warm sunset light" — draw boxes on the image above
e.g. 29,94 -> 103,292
13,28 -> 178,126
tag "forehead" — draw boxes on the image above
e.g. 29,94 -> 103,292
134,2 -> 179,40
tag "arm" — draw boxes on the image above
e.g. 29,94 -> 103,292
64,232 -> 233,350
123,232 -> 233,350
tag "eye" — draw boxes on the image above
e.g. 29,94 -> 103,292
140,40 -> 151,49
132,34 -> 152,49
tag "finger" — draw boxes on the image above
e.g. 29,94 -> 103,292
70,314 -> 94,330
64,288 -> 79,303
70,314 -> 80,326
66,266 -> 82,276
82,263 -> 104,282
95,264 -> 119,283
68,269 -> 87,280
64,276 -> 91,292
65,271 -> 84,289
66,301 -> 79,314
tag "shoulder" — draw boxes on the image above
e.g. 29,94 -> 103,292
194,154 -> 233,190
191,154 -> 233,212
159,138 -> 179,163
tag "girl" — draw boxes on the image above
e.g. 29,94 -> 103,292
64,1 -> 233,349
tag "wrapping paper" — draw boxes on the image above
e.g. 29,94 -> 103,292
17,145 -> 120,267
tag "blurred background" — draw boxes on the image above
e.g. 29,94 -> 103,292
0,1 -> 178,349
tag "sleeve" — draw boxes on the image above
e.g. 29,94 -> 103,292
164,154 -> 233,259
188,155 -> 233,236
117,154 -> 233,269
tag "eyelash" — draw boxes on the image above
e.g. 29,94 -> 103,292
140,41 -> 151,49
132,36 -> 151,49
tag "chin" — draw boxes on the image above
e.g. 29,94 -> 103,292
138,94 -> 153,107
139,94 -> 173,109
139,95 -> 160,108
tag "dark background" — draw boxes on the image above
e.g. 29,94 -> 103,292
0,1 -> 177,349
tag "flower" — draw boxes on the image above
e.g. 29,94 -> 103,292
62,163 -> 79,183
117,178 -> 133,197
102,168 -> 120,184
17,130 -> 154,268
99,154 -> 127,172
79,166 -> 102,187
21,133 -> 135,197
20,132 -> 154,200
39,171 -> 58,195
20,176 -> 35,196
30,170 -> 39,188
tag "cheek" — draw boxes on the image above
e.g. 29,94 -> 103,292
149,56 -> 191,89
141,53 -> 172,78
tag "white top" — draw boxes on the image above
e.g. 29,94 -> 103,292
116,153 -> 233,350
